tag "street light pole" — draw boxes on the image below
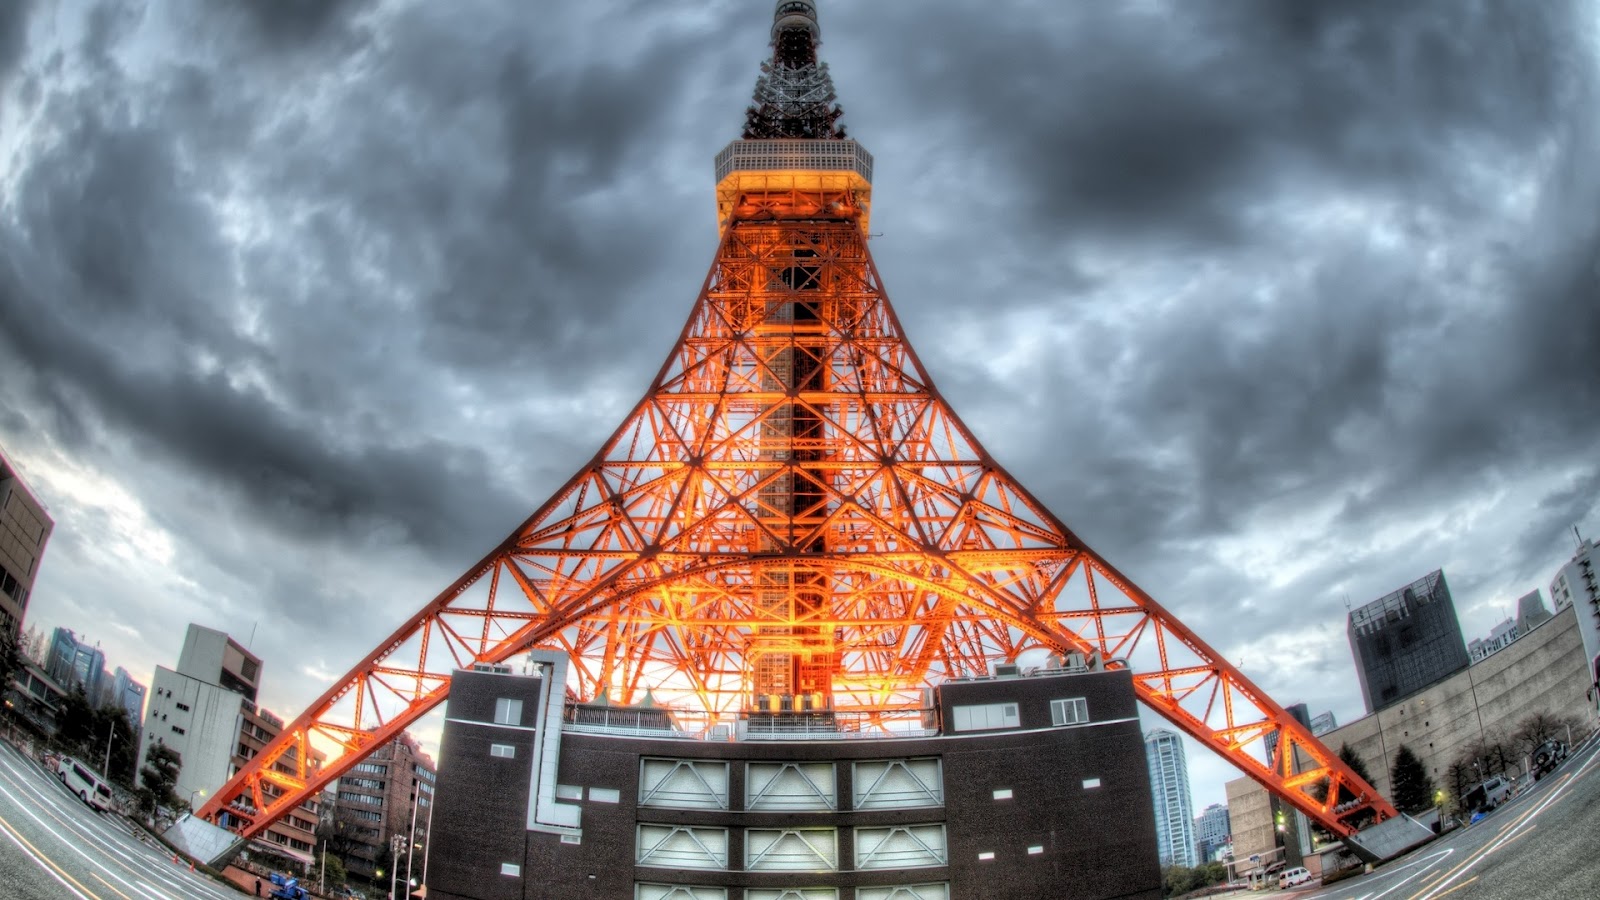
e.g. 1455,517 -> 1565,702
403,789 -> 420,897
389,833 -> 403,900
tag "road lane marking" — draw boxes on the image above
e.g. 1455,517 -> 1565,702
1411,759 -> 1590,900
91,871 -> 136,900
0,807 -> 102,900
0,771 -> 188,900
0,750 -> 224,900
1427,876 -> 1477,899
0,746 -> 234,900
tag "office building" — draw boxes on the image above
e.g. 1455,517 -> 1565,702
1347,570 -> 1471,713
1515,590 -> 1553,634
1308,711 -> 1337,737
1549,537 -> 1599,667
0,447 -> 52,640
44,627 -> 108,703
1145,728 -> 1198,868
427,657 -> 1163,900
1193,803 -> 1230,864
332,733 -> 436,884
138,624 -> 322,864
111,667 -> 148,725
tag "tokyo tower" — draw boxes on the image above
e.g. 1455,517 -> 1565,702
199,0 -> 1398,854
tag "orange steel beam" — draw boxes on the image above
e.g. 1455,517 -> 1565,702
199,199 -> 1394,844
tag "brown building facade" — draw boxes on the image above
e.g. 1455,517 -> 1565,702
0,447 -> 53,640
332,732 -> 436,884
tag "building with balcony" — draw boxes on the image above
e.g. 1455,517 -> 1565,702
0,446 -> 52,641
1549,537 -> 1599,669
426,656 -> 1162,900
1145,729 -> 1197,868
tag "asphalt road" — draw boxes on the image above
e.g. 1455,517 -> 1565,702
1302,733 -> 1600,900
0,740 -> 247,900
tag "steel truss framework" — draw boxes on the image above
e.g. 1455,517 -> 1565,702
200,196 -> 1394,842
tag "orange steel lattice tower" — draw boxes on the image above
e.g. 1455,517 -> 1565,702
200,1 -> 1395,846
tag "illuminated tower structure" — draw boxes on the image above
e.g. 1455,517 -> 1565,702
197,1 -> 1408,887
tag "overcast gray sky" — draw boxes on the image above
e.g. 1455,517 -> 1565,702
2,1 -> 1597,810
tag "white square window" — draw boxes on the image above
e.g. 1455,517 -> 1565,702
494,698 -> 524,725
1082,778 -> 1101,789
1050,697 -> 1088,726
977,851 -> 995,861
1028,845 -> 1044,855
992,789 -> 1013,800
490,744 -> 516,759
500,863 -> 521,876
589,787 -> 621,804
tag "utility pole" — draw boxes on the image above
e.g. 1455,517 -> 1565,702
101,721 -> 116,778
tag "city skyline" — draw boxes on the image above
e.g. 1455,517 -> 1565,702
3,1 -> 1598,812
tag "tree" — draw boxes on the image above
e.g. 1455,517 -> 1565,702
1512,711 -> 1574,756
1338,743 -> 1374,786
317,804 -> 373,862
0,628 -> 22,693
55,685 -> 97,754
1444,760 -> 1473,809
87,705 -> 138,786
138,743 -> 182,817
1389,744 -> 1436,813
311,853 -> 347,891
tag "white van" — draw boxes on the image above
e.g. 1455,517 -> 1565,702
56,756 -> 114,812
1279,866 -> 1312,889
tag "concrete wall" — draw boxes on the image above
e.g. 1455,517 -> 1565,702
1322,603 -> 1593,800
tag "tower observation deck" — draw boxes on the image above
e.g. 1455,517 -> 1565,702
197,0 -> 1408,868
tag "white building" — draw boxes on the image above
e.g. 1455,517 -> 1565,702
136,624 -> 262,807
1468,618 -> 1519,662
1145,728 -> 1198,868
1549,537 -> 1599,669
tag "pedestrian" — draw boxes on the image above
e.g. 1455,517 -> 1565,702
254,876 -> 262,896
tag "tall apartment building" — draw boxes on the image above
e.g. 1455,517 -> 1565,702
0,447 -> 52,640
1145,728 -> 1197,869
1549,536 -> 1599,668
1348,570 -> 1471,713
1193,803 -> 1230,863
331,733 -> 436,883
138,624 -> 322,864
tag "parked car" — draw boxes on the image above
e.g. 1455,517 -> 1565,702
55,756 -> 114,812
1461,774 -> 1511,814
1279,866 -> 1313,889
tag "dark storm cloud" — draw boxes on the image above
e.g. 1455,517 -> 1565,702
2,0 -> 1597,798
0,0 -> 33,79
